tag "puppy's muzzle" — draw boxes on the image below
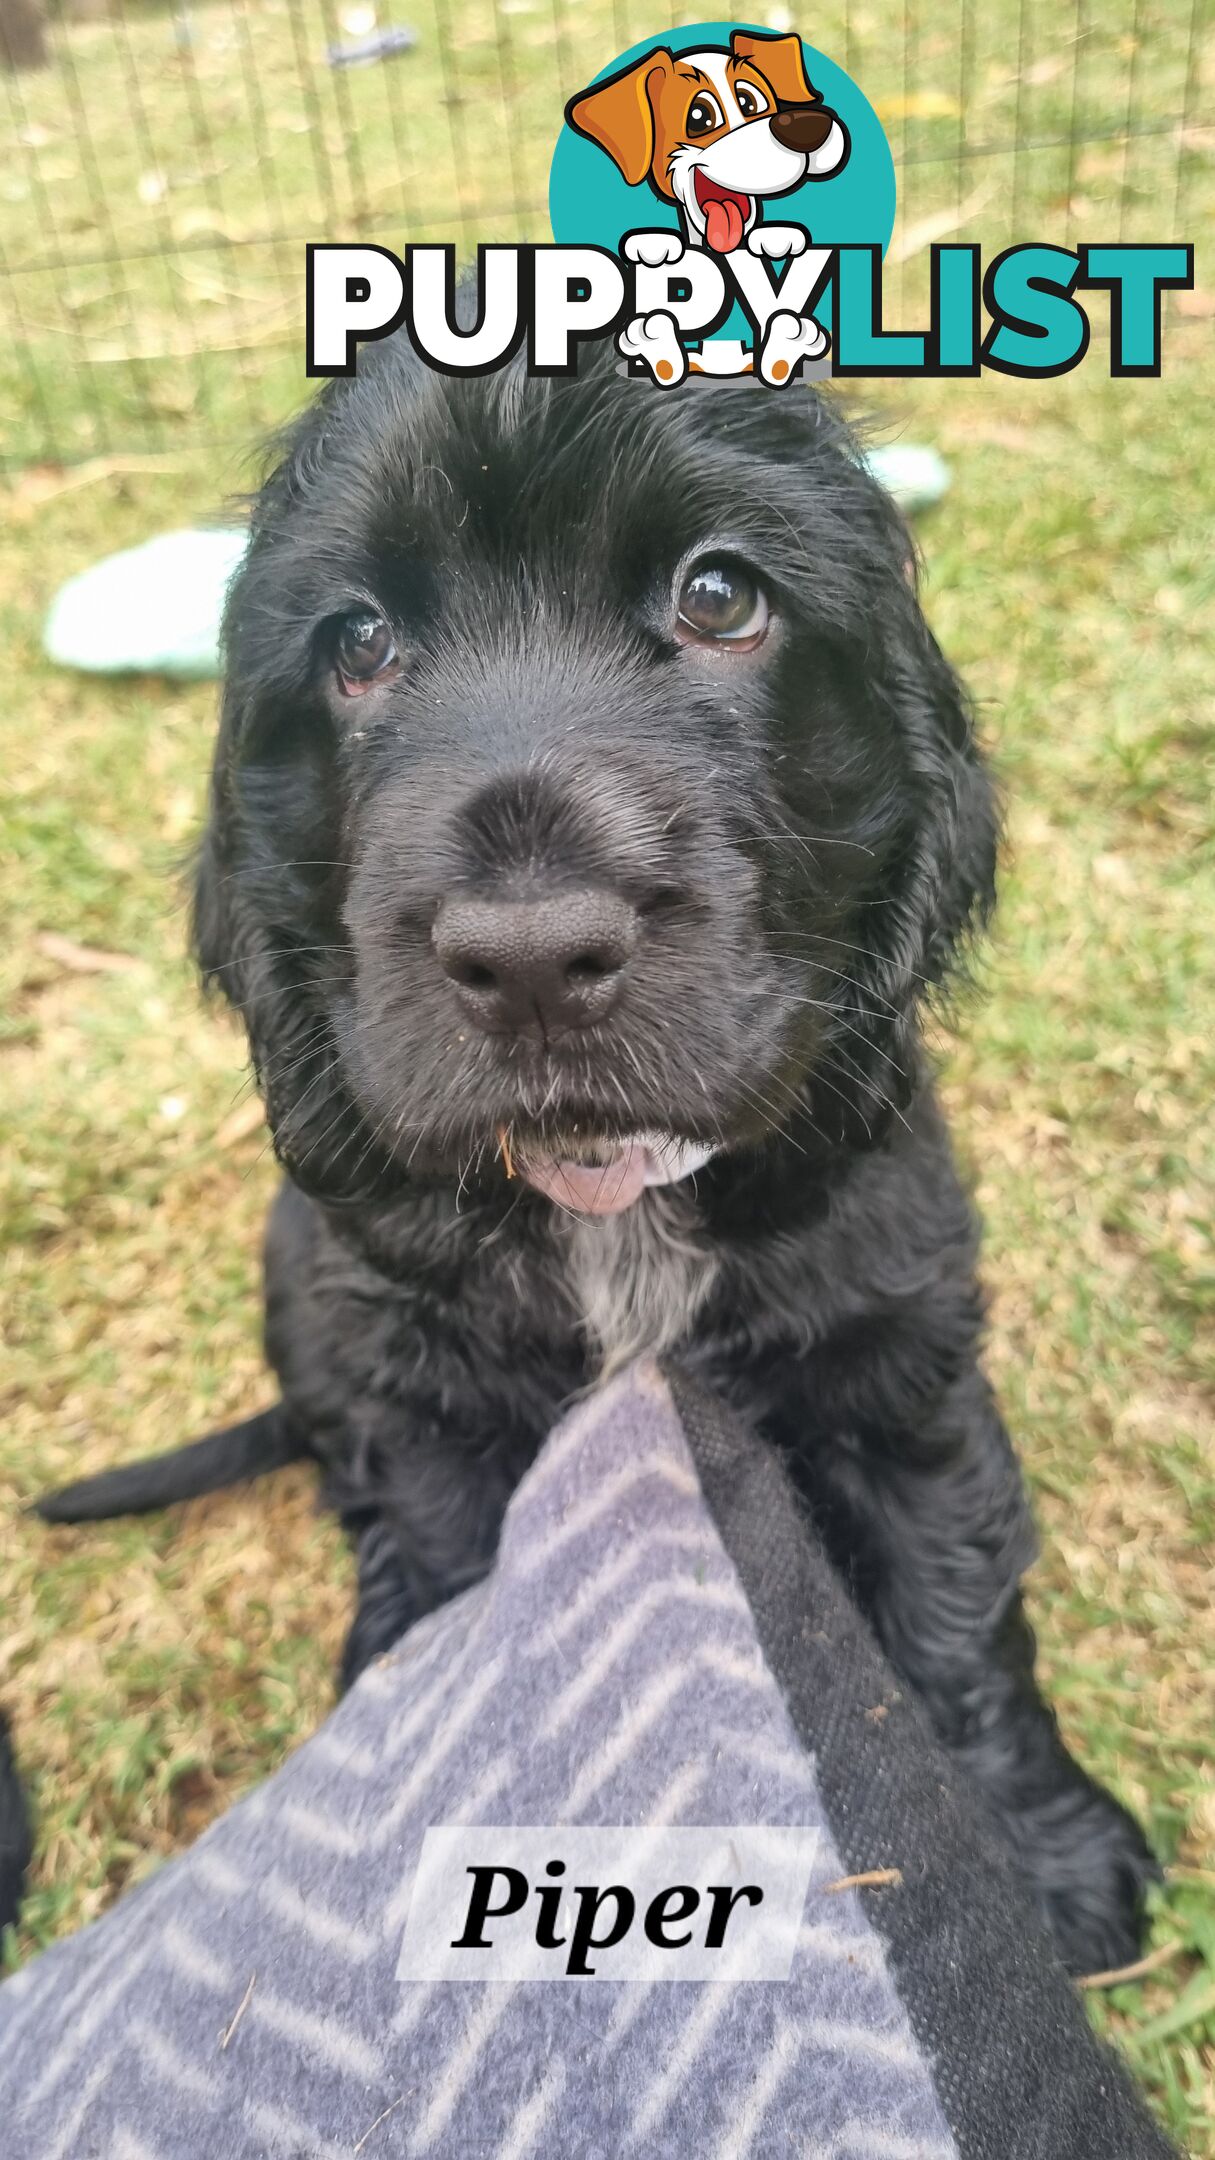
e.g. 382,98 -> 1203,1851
770,105 -> 837,154
433,889 -> 639,1039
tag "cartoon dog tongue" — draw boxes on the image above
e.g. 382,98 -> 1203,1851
704,193 -> 746,254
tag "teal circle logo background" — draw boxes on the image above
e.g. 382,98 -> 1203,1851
548,21 -> 896,263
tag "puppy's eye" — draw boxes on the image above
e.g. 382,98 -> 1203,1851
687,93 -> 724,137
676,563 -> 770,651
734,83 -> 769,119
332,611 -> 399,695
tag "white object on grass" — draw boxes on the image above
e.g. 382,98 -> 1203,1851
862,444 -> 951,514
43,527 -> 248,681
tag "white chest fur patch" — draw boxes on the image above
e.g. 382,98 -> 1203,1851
562,1188 -> 720,1380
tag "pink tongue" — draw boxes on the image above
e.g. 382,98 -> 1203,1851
520,1145 -> 651,1217
705,195 -> 745,254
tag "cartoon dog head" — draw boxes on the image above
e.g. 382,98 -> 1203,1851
567,30 -> 849,254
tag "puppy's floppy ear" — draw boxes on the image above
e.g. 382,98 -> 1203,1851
566,49 -> 674,187
791,450 -> 998,1154
191,730 -> 392,1204
825,600 -> 998,1150
730,29 -> 818,107
915,628 -> 1000,983
192,767 -> 234,996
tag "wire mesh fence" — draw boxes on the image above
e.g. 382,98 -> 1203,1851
0,0 -> 1205,470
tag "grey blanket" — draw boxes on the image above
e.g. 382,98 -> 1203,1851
0,1362 -> 1175,2160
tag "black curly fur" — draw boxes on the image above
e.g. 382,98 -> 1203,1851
39,335 -> 1157,1975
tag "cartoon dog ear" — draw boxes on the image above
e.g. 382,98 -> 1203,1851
730,29 -> 819,107
566,49 -> 675,187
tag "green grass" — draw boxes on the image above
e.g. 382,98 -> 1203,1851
916,357 -> 1215,2146
1,0 -> 1212,2147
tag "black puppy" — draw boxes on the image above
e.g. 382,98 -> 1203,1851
40,337 -> 1155,1973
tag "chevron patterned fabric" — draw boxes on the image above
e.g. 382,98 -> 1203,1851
0,1362 -> 956,2159
0,1361 -> 1174,2159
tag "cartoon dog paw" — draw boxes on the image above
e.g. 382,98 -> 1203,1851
622,231 -> 686,269
758,309 -> 829,386
746,225 -> 808,260
617,311 -> 687,387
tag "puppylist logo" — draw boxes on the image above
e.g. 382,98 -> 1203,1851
305,19 -> 1194,387
557,25 -> 863,385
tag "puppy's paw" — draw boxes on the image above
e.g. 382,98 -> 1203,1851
623,231 -> 685,268
617,311 -> 687,387
758,310 -> 828,386
1010,1782 -> 1160,1978
746,224 -> 807,259
340,1520 -> 420,1692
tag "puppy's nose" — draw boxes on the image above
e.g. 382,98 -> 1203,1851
433,890 -> 638,1037
770,104 -> 836,153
